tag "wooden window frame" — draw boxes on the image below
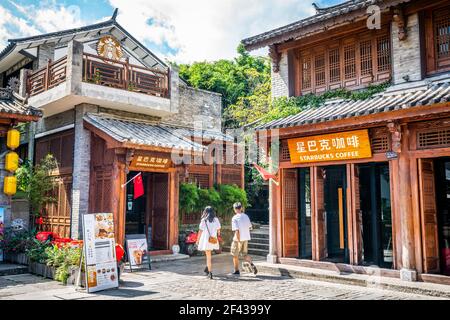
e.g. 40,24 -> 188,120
296,28 -> 391,95
424,4 -> 450,76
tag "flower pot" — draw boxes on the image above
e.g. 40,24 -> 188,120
28,262 -> 56,279
5,253 -> 28,265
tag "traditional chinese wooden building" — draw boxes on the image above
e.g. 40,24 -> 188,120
0,9 -> 244,253
243,0 -> 450,283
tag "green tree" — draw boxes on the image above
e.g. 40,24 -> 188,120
15,154 -> 58,218
178,44 -> 270,128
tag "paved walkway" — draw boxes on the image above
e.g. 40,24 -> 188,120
0,254 -> 447,300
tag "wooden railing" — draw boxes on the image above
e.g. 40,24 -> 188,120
27,56 -> 67,96
82,53 -> 169,98
26,53 -> 170,99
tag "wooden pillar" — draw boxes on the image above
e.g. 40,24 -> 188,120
113,151 -> 126,246
267,178 -> 280,263
168,168 -> 180,250
395,124 -> 417,280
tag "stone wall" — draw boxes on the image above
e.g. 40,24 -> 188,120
271,52 -> 290,98
163,85 -> 222,131
71,103 -> 99,239
35,110 -> 75,135
391,13 -> 423,85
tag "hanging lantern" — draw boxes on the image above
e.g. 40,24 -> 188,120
7,129 -> 20,150
5,151 -> 19,172
4,175 -> 17,196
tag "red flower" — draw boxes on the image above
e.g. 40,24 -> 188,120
35,217 -> 44,225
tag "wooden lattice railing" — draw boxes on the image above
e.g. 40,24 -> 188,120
82,53 -> 169,98
27,53 -> 170,98
27,56 -> 67,96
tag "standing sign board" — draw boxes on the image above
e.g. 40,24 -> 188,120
82,213 -> 119,293
0,208 -> 4,262
125,234 -> 151,271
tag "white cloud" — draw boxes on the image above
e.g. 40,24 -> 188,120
108,0 -> 317,63
0,5 -> 40,46
1,0 -> 319,63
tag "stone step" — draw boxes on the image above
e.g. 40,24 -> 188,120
0,264 -> 29,276
248,238 -> 269,245
248,248 -> 269,256
248,242 -> 269,250
254,261 -> 450,299
250,233 -> 269,240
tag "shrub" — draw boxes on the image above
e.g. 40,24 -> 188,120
179,183 -> 199,216
0,229 -> 36,254
26,238 -> 50,263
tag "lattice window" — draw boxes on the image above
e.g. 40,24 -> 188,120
302,55 -> 312,90
344,44 -> 356,79
418,128 -> 450,149
281,140 -> 291,161
315,52 -> 326,87
435,8 -> 450,63
297,30 -> 391,94
360,39 -> 373,76
329,48 -> 341,83
188,173 -> 210,188
377,35 -> 391,72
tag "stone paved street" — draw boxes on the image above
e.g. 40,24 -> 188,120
0,254 -> 447,300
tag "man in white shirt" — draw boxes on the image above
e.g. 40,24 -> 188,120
230,202 -> 257,275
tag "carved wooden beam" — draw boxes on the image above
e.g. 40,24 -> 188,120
125,148 -> 135,174
393,6 -> 407,41
387,122 -> 402,153
268,45 -> 281,73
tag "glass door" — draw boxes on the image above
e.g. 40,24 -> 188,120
358,163 -> 393,268
435,158 -> 450,276
323,165 -> 348,263
298,168 -> 312,259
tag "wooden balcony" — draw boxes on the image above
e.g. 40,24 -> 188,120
27,53 -> 170,99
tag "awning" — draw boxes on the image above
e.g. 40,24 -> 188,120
257,80 -> 450,130
84,113 -> 223,153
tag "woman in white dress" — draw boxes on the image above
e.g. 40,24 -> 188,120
196,206 -> 221,279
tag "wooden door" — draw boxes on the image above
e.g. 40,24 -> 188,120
315,167 -> 327,260
282,169 -> 299,258
151,173 -> 169,250
419,159 -> 440,273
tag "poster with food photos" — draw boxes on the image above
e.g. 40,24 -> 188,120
126,235 -> 150,268
82,213 -> 119,293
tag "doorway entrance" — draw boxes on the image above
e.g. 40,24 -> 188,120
358,163 -> 393,268
434,158 -> 450,276
298,168 -> 312,259
322,165 -> 348,263
125,172 -> 169,251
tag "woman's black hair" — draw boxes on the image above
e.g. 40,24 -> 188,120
202,206 -> 216,223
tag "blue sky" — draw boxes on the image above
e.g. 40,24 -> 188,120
0,0 -> 343,63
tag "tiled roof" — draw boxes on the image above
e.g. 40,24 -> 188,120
84,113 -> 228,152
0,88 -> 42,118
257,80 -> 450,130
242,0 -> 411,50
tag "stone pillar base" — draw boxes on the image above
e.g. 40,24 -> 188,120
400,268 -> 418,282
266,254 -> 278,264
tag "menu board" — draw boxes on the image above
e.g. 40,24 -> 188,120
82,213 -> 119,293
0,208 -> 4,262
125,234 -> 150,270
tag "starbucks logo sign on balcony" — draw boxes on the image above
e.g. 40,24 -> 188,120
97,36 -> 123,61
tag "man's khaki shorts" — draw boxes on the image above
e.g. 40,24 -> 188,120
230,240 -> 248,257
